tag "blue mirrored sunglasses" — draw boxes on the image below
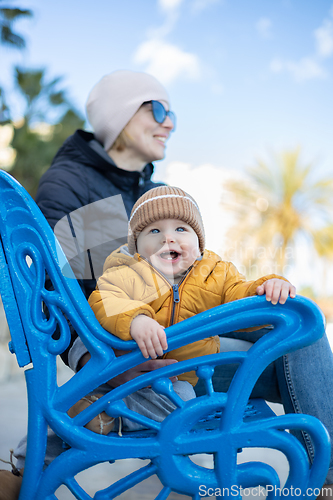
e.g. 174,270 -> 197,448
150,100 -> 176,130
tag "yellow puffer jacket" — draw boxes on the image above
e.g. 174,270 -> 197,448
88,246 -> 285,385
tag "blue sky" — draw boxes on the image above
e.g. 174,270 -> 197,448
2,0 -> 333,173
2,0 -> 333,290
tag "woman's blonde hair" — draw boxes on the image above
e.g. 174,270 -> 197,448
110,129 -> 128,152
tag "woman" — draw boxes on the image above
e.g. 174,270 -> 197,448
36,69 -> 177,370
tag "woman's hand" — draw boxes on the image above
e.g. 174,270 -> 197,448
107,358 -> 178,388
256,278 -> 296,305
130,315 -> 168,359
78,350 -> 178,389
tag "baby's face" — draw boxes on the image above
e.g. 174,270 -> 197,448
136,218 -> 200,281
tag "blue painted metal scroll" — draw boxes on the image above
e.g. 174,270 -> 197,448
0,170 -> 330,499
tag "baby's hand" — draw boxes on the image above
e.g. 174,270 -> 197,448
256,279 -> 296,305
130,315 -> 168,359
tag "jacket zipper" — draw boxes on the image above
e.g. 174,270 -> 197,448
140,257 -> 193,327
169,268 -> 192,326
170,284 -> 180,326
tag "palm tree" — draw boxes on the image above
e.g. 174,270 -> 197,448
0,1 -> 32,123
0,0 -> 32,49
10,67 -> 85,196
223,147 -> 333,278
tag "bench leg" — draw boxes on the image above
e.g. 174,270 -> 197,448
19,371 -> 48,500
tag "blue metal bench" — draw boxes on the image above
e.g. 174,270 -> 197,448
0,169 -> 330,499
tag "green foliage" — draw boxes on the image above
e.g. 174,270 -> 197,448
15,67 -> 44,104
9,66 -> 85,196
0,86 -> 10,123
0,1 -> 32,48
0,5 -> 84,197
13,67 -> 68,123
0,2 -> 32,122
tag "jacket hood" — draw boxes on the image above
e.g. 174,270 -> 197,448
103,245 -> 135,273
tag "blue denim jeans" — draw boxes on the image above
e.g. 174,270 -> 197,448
195,327 -> 333,485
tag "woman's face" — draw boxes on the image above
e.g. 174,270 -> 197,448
123,102 -> 174,164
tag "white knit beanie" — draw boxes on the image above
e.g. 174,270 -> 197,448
86,70 -> 170,151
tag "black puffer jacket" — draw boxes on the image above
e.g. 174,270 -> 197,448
36,129 -> 164,297
35,129 -> 164,365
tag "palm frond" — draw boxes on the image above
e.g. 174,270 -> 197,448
0,7 -> 32,20
222,147 -> 333,276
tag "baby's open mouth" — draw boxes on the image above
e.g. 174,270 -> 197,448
159,251 -> 180,261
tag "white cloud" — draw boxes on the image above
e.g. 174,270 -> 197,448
270,56 -> 326,82
191,0 -> 222,14
314,19 -> 333,58
256,17 -> 272,39
133,39 -> 201,85
133,0 -> 204,85
270,56 -> 326,81
154,0 -> 182,38
286,57 -> 327,82
269,58 -> 283,73
163,161 -> 239,254
158,0 -> 184,13
269,6 -> 333,82
159,0 -> 221,15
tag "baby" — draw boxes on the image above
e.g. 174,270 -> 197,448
69,186 -> 295,434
